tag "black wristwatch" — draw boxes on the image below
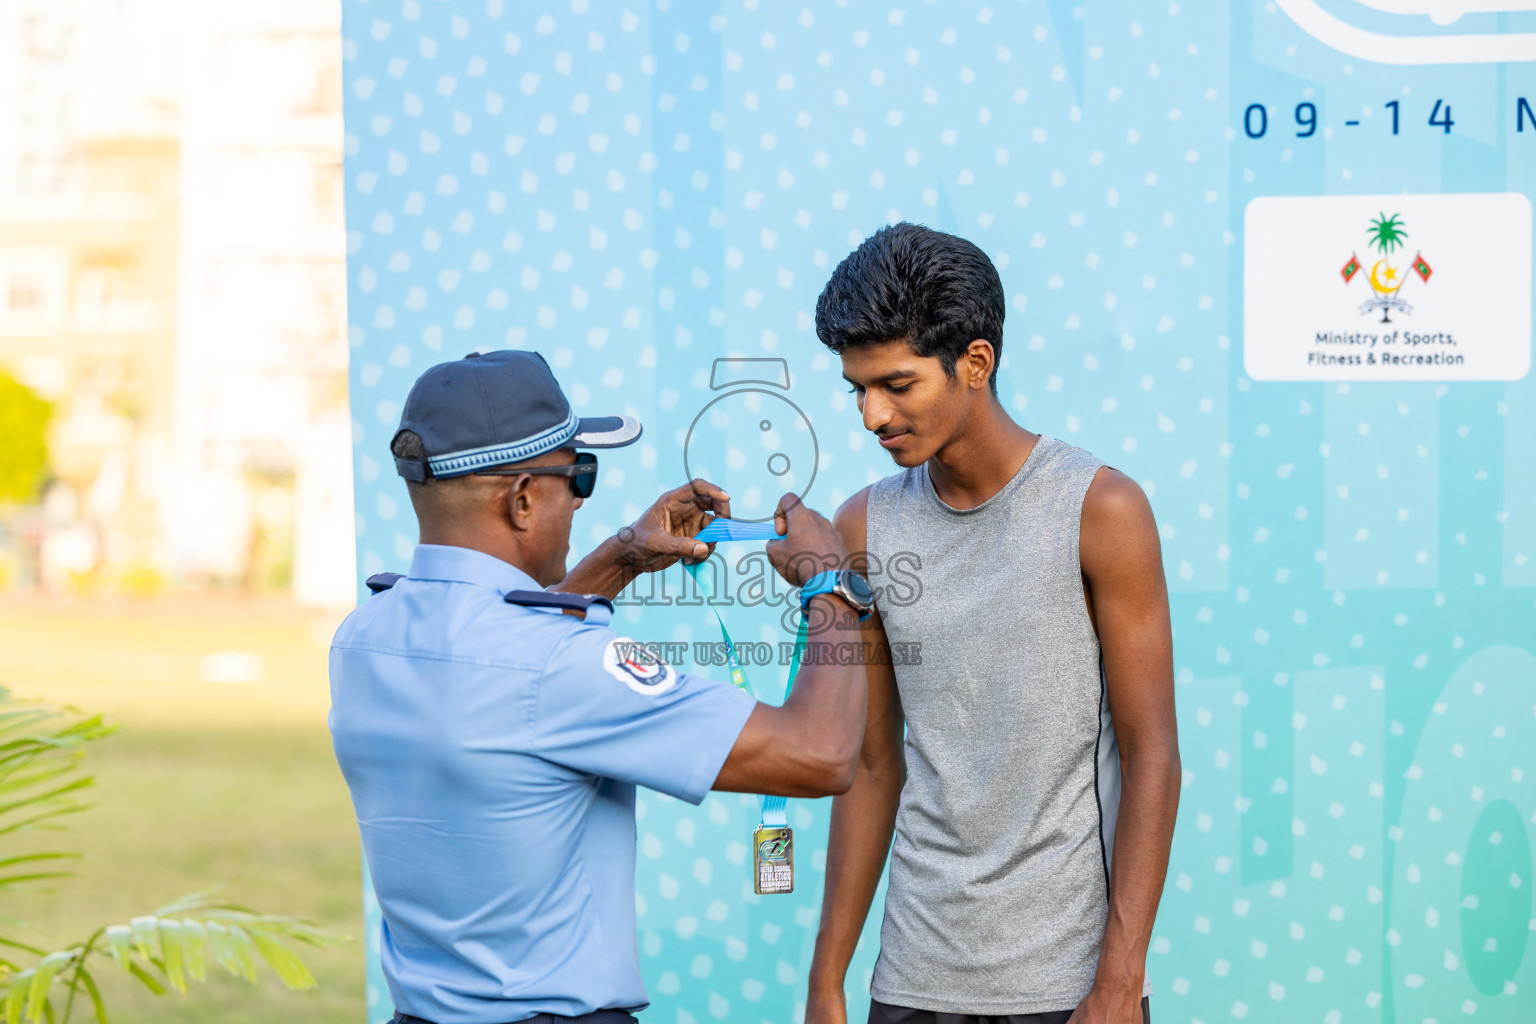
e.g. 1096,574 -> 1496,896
799,570 -> 876,622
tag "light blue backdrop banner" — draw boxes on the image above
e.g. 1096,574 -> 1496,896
342,3 -> 1536,1022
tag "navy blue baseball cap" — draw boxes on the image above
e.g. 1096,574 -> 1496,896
392,350 -> 641,481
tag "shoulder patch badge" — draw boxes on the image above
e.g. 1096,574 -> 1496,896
602,637 -> 679,696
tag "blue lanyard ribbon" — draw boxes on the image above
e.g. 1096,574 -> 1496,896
693,517 -> 785,543
684,521 -> 805,828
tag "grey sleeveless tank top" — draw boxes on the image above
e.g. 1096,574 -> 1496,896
865,434 -> 1123,1014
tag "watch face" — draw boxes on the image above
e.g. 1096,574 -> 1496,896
840,570 -> 875,607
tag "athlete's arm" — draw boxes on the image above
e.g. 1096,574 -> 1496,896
712,494 -> 868,799
804,487 -> 906,1024
1071,467 -> 1181,1024
555,478 -> 731,599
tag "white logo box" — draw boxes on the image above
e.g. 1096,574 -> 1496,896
1243,192 -> 1532,382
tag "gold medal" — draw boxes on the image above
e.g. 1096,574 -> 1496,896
752,825 -> 794,895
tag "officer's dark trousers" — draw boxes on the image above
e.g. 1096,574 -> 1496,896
391,1011 -> 638,1024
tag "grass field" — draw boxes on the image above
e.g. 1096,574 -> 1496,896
0,594 -> 365,1024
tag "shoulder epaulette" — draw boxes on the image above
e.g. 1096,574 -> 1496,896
504,590 -> 614,617
365,572 -> 404,593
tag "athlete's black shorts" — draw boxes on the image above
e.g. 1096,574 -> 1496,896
868,995 -> 1151,1024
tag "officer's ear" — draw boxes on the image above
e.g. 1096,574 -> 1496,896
499,472 -> 538,533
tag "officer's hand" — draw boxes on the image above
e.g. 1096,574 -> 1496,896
615,478 -> 732,574
766,493 -> 847,587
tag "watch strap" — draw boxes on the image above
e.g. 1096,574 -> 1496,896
799,570 -> 873,623
798,570 -> 840,605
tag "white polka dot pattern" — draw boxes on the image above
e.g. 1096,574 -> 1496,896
342,2 -> 1536,1021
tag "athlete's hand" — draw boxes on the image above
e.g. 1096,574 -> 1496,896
1066,983 -> 1144,1024
767,493 -> 847,587
803,981 -> 848,1024
616,478 -> 732,572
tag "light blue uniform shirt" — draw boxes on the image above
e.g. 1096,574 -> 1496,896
329,544 -> 755,1023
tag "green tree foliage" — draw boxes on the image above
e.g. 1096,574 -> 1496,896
0,373 -> 52,504
0,688 -> 337,1023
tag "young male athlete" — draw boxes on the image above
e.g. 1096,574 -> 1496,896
803,223 -> 1181,1024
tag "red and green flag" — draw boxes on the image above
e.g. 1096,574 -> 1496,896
1413,252 -> 1432,282
1341,253 -> 1361,283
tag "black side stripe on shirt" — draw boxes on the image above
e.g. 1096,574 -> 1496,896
1093,655 -> 1113,891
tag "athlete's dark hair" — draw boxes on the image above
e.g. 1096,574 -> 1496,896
814,222 -> 1005,392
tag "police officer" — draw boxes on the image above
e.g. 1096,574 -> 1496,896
330,351 -> 873,1024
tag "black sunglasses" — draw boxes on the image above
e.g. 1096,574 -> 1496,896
474,451 -> 598,498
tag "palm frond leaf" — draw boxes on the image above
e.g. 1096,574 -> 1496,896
0,690 -> 338,1023
225,925 -> 259,984
23,954 -> 69,1022
151,883 -> 236,918
156,921 -> 185,994
86,908 -> 337,999
123,963 -> 164,998
74,968 -> 106,1024
178,922 -> 205,984
100,930 -> 129,969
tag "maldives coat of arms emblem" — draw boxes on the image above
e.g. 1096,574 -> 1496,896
1341,212 -> 1432,324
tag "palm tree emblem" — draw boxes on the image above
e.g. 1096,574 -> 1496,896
1367,212 -> 1408,255
1341,211 -> 1431,323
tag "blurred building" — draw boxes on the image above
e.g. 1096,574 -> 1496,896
0,0 -> 353,605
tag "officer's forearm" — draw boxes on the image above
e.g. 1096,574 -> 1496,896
553,535 -> 639,600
